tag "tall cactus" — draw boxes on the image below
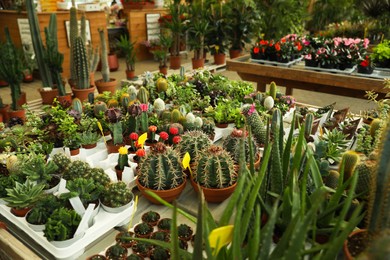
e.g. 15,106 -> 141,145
366,122 -> 390,238
241,104 -> 267,146
25,0 -> 53,88
44,14 -> 66,96
192,145 -> 237,189
98,28 -> 110,82
269,108 -> 284,197
73,36 -> 90,89
69,0 -> 78,82
269,81 -> 277,100
339,150 -> 360,181
137,86 -> 150,104
138,142 -> 185,190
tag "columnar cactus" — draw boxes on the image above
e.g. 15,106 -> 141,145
73,36 -> 90,89
304,113 -> 314,139
137,86 -> 149,104
175,130 -> 212,164
222,128 -> 257,164
339,150 -> 360,181
354,161 -> 376,198
269,109 -> 284,196
72,98 -> 83,114
269,81 -> 277,100
192,145 -> 237,189
139,103 -> 149,134
98,28 -> 110,82
105,107 -> 124,145
127,85 -> 137,101
137,142 -> 185,190
69,1 -> 78,82
201,117 -> 216,140
241,104 -> 267,147
126,103 -> 142,135
171,109 -> 182,123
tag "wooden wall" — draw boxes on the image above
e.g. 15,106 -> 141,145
127,8 -> 167,61
0,10 -> 107,79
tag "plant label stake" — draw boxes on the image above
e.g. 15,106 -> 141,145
70,196 -> 86,215
121,166 -> 134,184
182,152 -> 192,175
97,121 -> 107,145
138,132 -> 147,148
56,178 -> 68,196
74,203 -> 95,236
127,195 -> 138,232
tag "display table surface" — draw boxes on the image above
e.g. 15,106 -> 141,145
226,55 -> 387,99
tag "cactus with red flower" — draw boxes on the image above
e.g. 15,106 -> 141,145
128,132 -> 139,152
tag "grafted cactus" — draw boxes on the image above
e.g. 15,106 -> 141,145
192,145 -> 237,189
105,107 -> 123,145
137,142 -> 185,190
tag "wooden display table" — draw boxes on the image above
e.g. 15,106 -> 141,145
226,55 -> 387,99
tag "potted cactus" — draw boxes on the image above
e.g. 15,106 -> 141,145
150,230 -> 170,242
175,130 -> 212,166
105,107 -> 125,153
100,181 -> 133,213
95,28 -> 117,94
190,145 -> 238,203
115,146 -> 129,181
177,223 -> 193,241
150,246 -> 171,260
0,27 -> 25,121
141,210 -> 161,226
133,222 -> 154,238
157,217 -> 172,232
136,142 -> 186,204
115,231 -> 135,248
105,243 -> 128,259
131,241 -> 152,258
116,34 -> 136,80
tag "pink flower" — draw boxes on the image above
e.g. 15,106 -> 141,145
363,38 -> 370,48
169,127 -> 179,135
248,104 -> 256,116
304,54 -> 312,60
172,136 -> 181,144
159,131 -> 169,141
130,132 -> 139,141
139,103 -> 148,112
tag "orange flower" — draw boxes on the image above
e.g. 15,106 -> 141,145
275,42 -> 281,51
148,125 -> 157,132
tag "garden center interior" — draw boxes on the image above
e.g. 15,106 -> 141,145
0,0 -> 389,259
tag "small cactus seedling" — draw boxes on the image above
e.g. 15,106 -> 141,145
101,181 -> 133,208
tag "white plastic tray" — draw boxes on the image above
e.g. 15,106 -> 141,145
250,57 -> 303,67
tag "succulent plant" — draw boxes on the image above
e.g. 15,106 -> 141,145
73,36 -> 90,89
323,170 -> 340,189
153,98 -> 165,113
60,177 -> 100,207
150,246 -> 170,260
21,154 -> 58,188
241,104 -> 267,146
117,146 -> 129,171
134,222 -> 153,237
87,167 -> 111,189
98,28 -> 110,83
105,107 -> 124,145
101,181 -> 133,208
151,231 -> 170,242
175,130 -> 212,164
51,153 -> 71,172
354,161 -> 376,198
222,128 -> 257,164
26,194 -> 63,225
192,145 -> 237,189
339,150 -> 360,181
137,86 -> 149,104
44,207 -> 81,242
157,218 -> 172,231
201,117 -> 216,139
105,243 -> 127,259
137,142 -> 185,190
4,180 -> 45,209
142,210 -> 160,225
177,223 -> 193,240
62,160 -> 91,180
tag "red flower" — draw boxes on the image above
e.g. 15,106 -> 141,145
139,103 -> 148,112
275,42 -> 281,51
259,40 -> 268,46
253,47 -> 260,54
360,59 -> 369,67
129,132 -> 139,141
136,149 -> 146,157
169,127 -> 179,135
172,136 -> 181,144
159,131 -> 169,141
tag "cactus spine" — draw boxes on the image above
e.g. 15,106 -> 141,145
354,161 -> 375,198
73,36 -> 90,89
98,28 -> 110,82
241,104 -> 267,146
192,145 -> 237,189
370,118 -> 382,140
102,181 -> 133,208
269,81 -> 277,100
175,130 -> 212,164
339,150 -> 360,181
25,0 -> 53,88
69,1 -> 78,82
367,122 -> 390,238
138,142 -> 185,190
137,86 -> 149,104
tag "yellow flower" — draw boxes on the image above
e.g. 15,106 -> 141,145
118,146 -> 128,155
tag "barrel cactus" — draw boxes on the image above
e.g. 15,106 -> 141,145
137,142 -> 185,190
175,130 -> 212,165
62,160 -> 91,180
101,181 -> 133,208
222,128 -> 257,164
192,145 -> 237,189
51,153 -> 71,172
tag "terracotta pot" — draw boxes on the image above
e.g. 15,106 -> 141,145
39,88 -> 58,105
159,66 -> 168,75
68,78 -> 77,89
136,178 -> 187,204
70,148 -> 80,156
108,53 -> 119,72
141,211 -> 161,226
192,58 -> 205,70
87,254 -> 107,260
8,109 -> 26,123
0,104 -> 10,123
343,229 -> 368,260
170,55 -> 181,70
106,140 -> 125,154
134,223 -> 154,238
17,91 -> 27,107
95,78 -> 117,94
215,122 -> 229,128
0,79 -> 8,87
0,113 -> 2,123
23,73 -> 34,83
190,177 -> 237,203
57,94 -> 73,108
81,143 -> 97,149
115,231 -> 135,248
11,207 -> 31,217
90,72 -> 96,87
115,165 -> 123,181
214,53 -> 226,65
126,70 -> 136,80
229,49 -> 242,59
72,86 -> 96,102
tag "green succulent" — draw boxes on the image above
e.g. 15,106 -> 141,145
101,181 -> 133,208
43,207 -> 81,241
4,180 -> 45,209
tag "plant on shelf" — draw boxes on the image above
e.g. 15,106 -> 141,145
150,246 -> 171,260
371,40 -> 390,68
101,181 -> 133,208
131,241 -> 152,258
222,128 -> 258,165
157,217 -> 172,232
117,34 -> 136,80
134,222 -> 154,238
177,223 -> 193,241
0,27 -> 24,114
43,207 -> 82,242
105,107 -> 124,146
62,160 -> 91,181
26,194 -> 63,226
4,180 -> 45,216
105,243 -> 128,259
60,177 -> 101,208
79,131 -> 100,147
72,35 -> 91,90
141,210 -> 161,226
241,104 -> 267,147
